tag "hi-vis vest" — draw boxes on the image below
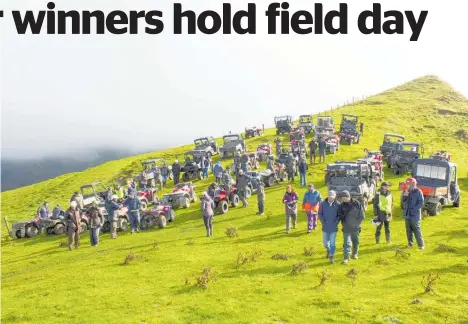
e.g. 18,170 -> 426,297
378,192 -> 392,214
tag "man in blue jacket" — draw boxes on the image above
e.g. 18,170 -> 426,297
338,190 -> 365,264
318,190 -> 340,264
402,177 -> 425,249
124,192 -> 141,235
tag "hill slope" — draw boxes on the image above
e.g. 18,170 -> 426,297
2,75 -> 468,324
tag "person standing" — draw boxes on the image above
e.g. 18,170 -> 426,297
124,192 -> 141,235
256,180 -> 265,216
200,192 -> 215,237
213,161 -> 224,184
65,201 -> 81,251
235,169 -> 251,208
283,185 -> 299,234
275,137 -> 282,155
202,156 -> 210,179
286,154 -> 296,183
241,153 -> 249,173
302,184 -> 322,233
161,163 -> 169,187
360,122 -> 364,136
234,152 -> 242,175
38,202 -> 50,219
373,182 -> 393,244
172,160 -> 181,185
70,191 -> 84,210
298,158 -> 308,187
318,190 -> 340,263
318,138 -> 327,163
87,201 -> 103,247
309,139 -> 318,164
207,183 -> 217,200
402,178 -> 425,249
52,204 -> 63,219
127,180 -> 136,196
222,167 -> 234,201
107,195 -> 122,239
338,191 -> 365,264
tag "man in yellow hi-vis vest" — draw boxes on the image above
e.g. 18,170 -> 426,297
373,182 -> 393,244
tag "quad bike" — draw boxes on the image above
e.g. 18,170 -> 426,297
140,203 -> 176,230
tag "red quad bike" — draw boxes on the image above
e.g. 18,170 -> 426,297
359,150 -> 385,182
136,188 -> 159,210
256,143 -> 272,162
213,186 -> 241,214
140,202 -> 176,230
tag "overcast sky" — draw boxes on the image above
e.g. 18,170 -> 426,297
1,0 -> 467,159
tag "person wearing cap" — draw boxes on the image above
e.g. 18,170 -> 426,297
65,201 -> 81,251
236,169 -> 251,208
200,192 -> 215,237
373,181 -> 393,244
256,180 -> 266,216
107,195 -> 122,239
213,161 -> 224,184
283,185 -> 299,233
87,201 -> 103,246
338,190 -> 365,264
172,159 -> 181,185
402,177 -> 425,249
124,192 -> 141,235
318,190 -> 340,263
302,184 -> 322,233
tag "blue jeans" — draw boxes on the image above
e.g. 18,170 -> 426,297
203,216 -> 213,236
128,211 -> 140,233
323,231 -> 337,256
258,200 -> 264,214
202,168 -> 209,179
343,231 -> 360,259
405,218 -> 424,247
162,175 -> 167,186
90,227 -> 100,246
300,172 -> 307,186
241,163 -> 248,173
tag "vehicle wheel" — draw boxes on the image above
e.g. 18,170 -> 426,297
119,218 -> 128,231
197,171 -> 203,180
180,197 -> 190,209
153,196 -> 159,204
191,194 -> 197,203
267,176 -> 275,187
80,221 -> 88,234
255,161 -> 260,169
217,200 -> 229,214
245,187 -> 252,198
426,202 -> 441,216
140,200 -> 148,211
102,221 -> 110,233
54,223 -> 65,235
361,198 -> 369,211
140,215 -> 151,230
25,225 -> 38,238
230,194 -> 240,207
158,215 -> 167,228
46,227 -> 54,235
392,167 -> 400,175
15,230 -> 22,239
453,195 -> 460,207
330,146 -> 336,154
169,209 -> 176,222
280,172 -> 287,182
182,173 -> 189,182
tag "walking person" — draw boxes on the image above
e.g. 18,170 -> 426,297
402,178 -> 425,249
373,182 -> 393,244
302,184 -> 322,233
318,190 -> 340,263
107,195 -> 122,239
124,192 -> 141,235
256,180 -> 265,216
338,191 -> 365,264
283,185 -> 299,234
236,169 -> 251,208
298,158 -> 308,187
309,139 -> 318,164
87,201 -> 103,247
172,159 -> 181,185
200,192 -> 214,237
65,201 -> 81,251
213,161 -> 224,184
318,137 -> 327,163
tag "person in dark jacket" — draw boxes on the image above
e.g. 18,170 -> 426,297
373,182 -> 393,244
256,180 -> 266,215
38,202 -> 50,219
200,192 -> 215,237
275,137 -> 282,155
207,183 -> 217,199
318,138 -> 327,163
222,168 -> 234,201
298,158 -> 308,187
107,195 -> 122,239
241,153 -> 249,173
87,201 -> 103,246
318,190 -> 340,263
213,161 -> 224,183
124,192 -> 141,235
161,163 -> 169,187
65,201 -> 81,251
360,122 -> 364,136
236,169 -> 251,208
309,139 -> 318,164
286,154 -> 296,183
283,185 -> 299,234
402,178 -> 425,249
338,191 -> 365,263
202,156 -> 210,179
172,160 -> 181,185
52,204 -> 63,219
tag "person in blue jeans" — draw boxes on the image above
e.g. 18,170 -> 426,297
202,157 -> 210,179
402,177 -> 425,249
124,192 -> 141,235
298,158 -> 308,187
338,190 -> 365,264
318,190 -> 340,264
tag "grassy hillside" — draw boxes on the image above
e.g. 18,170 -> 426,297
2,75 -> 468,324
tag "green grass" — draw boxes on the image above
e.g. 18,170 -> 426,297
2,75 -> 468,324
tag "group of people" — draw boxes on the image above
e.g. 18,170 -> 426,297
199,176 -> 425,265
